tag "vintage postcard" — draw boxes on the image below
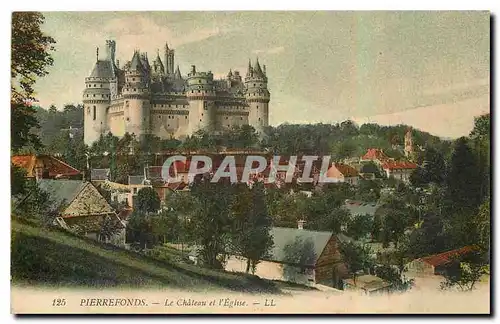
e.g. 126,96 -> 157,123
10,11 -> 491,314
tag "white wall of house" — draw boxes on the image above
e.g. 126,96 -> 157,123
224,256 -> 315,285
384,169 -> 413,183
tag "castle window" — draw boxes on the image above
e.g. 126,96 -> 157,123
93,106 -> 96,120
241,117 -> 243,120
133,88 -> 136,92
132,78 -> 135,81
168,104 -> 171,107
162,105 -> 164,107
200,119 -> 202,122
258,118 -> 261,121
225,117 -> 228,120
185,116 -> 188,119
199,80 -> 202,83
93,94 -> 96,97
257,105 -> 259,109
100,84 -> 103,88
201,113 -> 204,117
253,84 -> 256,86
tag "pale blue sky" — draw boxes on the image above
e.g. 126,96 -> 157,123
34,11 -> 490,138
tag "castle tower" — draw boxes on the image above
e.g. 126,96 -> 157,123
83,46 -> 115,145
404,127 -> 414,158
152,50 -> 165,77
164,42 -> 175,76
122,50 -> 151,138
245,58 -> 270,134
186,65 -> 216,135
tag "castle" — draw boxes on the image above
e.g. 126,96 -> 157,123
83,40 -> 270,145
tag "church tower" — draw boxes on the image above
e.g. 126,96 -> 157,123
122,50 -> 151,138
186,65 -> 216,135
245,58 -> 270,134
404,127 -> 414,158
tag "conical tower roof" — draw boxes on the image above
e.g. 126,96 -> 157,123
129,50 -> 145,72
154,51 -> 165,73
254,58 -> 264,76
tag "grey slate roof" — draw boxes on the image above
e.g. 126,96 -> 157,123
128,175 -> 145,185
37,179 -> 86,211
344,200 -> 380,217
265,227 -> 352,266
130,51 -> 145,72
91,168 -> 110,181
89,60 -> 116,78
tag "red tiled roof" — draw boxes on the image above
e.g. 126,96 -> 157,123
419,246 -> 478,267
382,161 -> 418,170
333,163 -> 359,177
11,154 -> 81,178
362,149 -> 389,161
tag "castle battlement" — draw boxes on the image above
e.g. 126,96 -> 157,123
83,40 -> 270,145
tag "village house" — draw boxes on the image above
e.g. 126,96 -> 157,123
323,163 -> 360,186
381,161 -> 418,183
405,246 -> 479,277
90,168 -> 110,182
360,148 -> 390,165
37,179 -> 126,247
11,154 -> 81,180
223,226 -> 352,289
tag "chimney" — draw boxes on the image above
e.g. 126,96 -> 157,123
297,220 -> 306,230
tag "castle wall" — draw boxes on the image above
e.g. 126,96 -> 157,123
108,101 -> 125,137
125,98 -> 150,137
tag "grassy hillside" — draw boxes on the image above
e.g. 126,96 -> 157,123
10,218 -> 287,294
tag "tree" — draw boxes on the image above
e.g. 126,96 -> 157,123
11,164 -> 27,197
126,212 -> 155,250
11,12 -> 56,102
135,187 -> 161,214
445,137 -> 482,213
11,12 -> 56,153
339,241 -> 374,284
188,174 -> 234,269
440,251 -> 489,291
474,198 -> 490,252
407,211 -> 446,259
230,182 -> 274,273
346,214 -> 374,241
282,237 -> 317,282
374,264 -> 414,292
98,215 -> 123,243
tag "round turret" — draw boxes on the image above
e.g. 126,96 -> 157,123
122,50 -> 151,138
186,65 -> 216,134
244,59 -> 270,134
83,56 -> 114,145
